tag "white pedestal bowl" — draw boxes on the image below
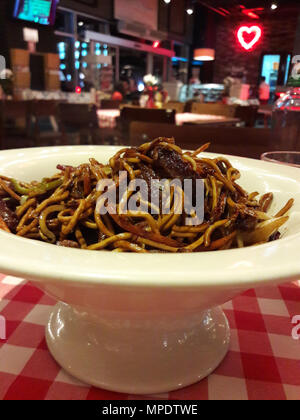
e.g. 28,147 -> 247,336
0,146 -> 300,395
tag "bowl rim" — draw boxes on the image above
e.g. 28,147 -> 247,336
0,145 -> 300,289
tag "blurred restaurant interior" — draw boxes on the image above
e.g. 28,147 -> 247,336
0,0 -> 300,156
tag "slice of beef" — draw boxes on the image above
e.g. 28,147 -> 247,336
150,146 -> 207,217
139,163 -> 160,204
216,161 -> 227,175
269,231 -> 281,242
236,212 -> 257,232
139,163 -> 159,187
0,200 -> 18,232
152,147 -> 199,181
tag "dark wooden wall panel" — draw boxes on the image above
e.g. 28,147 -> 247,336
294,14 -> 300,55
158,1 -> 169,33
169,0 -> 186,36
60,0 -> 113,20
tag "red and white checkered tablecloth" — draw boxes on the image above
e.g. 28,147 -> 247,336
0,273 -> 299,400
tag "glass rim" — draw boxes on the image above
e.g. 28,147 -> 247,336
261,151 -> 300,168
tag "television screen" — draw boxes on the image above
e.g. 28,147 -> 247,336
13,0 -> 58,26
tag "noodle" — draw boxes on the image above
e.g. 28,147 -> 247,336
0,138 -> 293,253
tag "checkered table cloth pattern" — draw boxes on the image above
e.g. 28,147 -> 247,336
0,273 -> 299,400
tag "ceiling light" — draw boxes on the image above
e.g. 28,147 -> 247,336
271,4 -> 278,10
78,21 -> 84,27
164,0 -> 171,4
194,48 -> 215,61
186,8 -> 194,15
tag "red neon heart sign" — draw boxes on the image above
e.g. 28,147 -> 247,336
237,25 -> 262,50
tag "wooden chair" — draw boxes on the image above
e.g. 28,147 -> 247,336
258,104 -> 273,128
0,100 -> 31,149
184,100 -> 195,113
119,104 -> 140,110
100,99 -> 122,110
162,101 -> 185,113
235,105 -> 259,128
129,121 -> 279,160
121,107 -> 176,123
118,107 -> 176,145
29,100 -> 62,146
191,103 -> 237,118
57,103 -> 101,145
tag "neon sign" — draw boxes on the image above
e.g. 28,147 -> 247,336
237,25 -> 262,51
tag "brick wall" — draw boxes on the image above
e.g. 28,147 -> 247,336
213,11 -> 299,87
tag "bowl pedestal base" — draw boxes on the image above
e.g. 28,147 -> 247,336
46,302 -> 230,395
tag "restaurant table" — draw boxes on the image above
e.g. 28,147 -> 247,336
258,106 -> 273,128
97,109 -> 240,129
175,113 -> 240,127
0,273 -> 299,400
97,109 -> 121,129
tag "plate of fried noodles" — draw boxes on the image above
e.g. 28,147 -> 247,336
0,137 -> 299,288
0,138 -> 295,254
